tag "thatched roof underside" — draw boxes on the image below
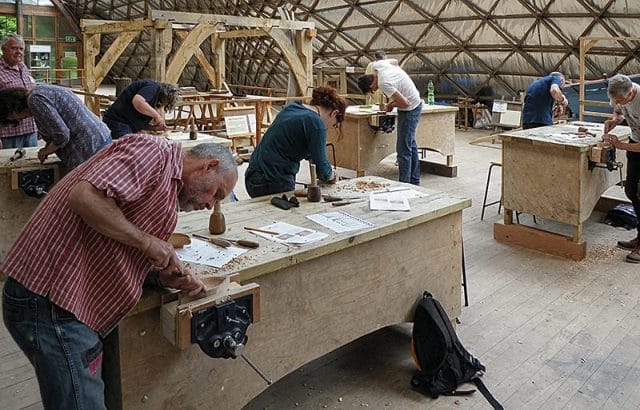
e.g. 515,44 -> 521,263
66,0 -> 640,98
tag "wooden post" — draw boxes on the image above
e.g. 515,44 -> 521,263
151,19 -> 171,82
214,36 -> 226,89
82,32 -> 101,115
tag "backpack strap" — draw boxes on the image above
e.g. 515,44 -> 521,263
472,378 -> 504,410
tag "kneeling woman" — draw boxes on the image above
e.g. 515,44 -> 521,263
245,87 -> 346,198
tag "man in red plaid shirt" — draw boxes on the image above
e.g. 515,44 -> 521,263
2,135 -> 238,408
0,34 -> 37,149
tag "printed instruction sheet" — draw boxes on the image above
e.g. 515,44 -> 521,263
249,222 -> 328,245
306,211 -> 374,233
175,238 -> 248,268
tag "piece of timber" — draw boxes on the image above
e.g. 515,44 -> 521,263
103,176 -> 470,409
494,222 -> 586,261
495,122 -> 630,260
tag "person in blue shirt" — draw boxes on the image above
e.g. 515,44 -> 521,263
521,72 -> 568,129
245,87 -> 346,198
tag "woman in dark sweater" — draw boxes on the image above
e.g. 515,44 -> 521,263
245,87 -> 346,198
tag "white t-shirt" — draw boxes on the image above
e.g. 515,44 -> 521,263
611,82 -> 640,142
375,63 -> 422,111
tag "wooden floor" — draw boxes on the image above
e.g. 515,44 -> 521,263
3,127 -> 640,409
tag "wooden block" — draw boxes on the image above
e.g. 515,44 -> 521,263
161,280 -> 260,349
419,160 -> 457,177
494,222 -> 587,261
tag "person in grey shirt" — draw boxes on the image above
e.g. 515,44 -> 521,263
0,84 -> 111,172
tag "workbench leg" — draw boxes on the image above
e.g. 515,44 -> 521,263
504,209 -> 514,225
446,155 -> 454,167
572,223 -> 582,243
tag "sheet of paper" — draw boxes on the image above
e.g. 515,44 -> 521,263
225,115 -> 250,135
306,211 -> 374,233
249,222 -> 328,245
492,101 -> 508,113
175,238 -> 247,268
367,187 -> 426,211
247,113 -> 257,133
369,190 -> 411,211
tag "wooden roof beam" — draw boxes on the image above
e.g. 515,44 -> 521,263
150,10 -> 314,31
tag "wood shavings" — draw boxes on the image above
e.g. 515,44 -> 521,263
195,254 -> 252,278
336,180 -> 391,193
568,244 -> 622,273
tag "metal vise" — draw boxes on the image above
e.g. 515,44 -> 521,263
18,168 -> 55,198
191,294 -> 253,359
589,143 -> 622,172
369,112 -> 395,133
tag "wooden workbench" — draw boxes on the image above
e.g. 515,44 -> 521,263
327,104 -> 458,177
415,104 -> 458,177
103,177 -> 470,409
494,121 -> 631,260
162,131 -> 232,150
0,147 -> 60,263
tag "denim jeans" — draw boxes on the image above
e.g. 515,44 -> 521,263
245,168 -> 294,198
1,132 -> 38,149
396,104 -> 422,184
2,278 -> 106,410
103,118 -> 133,140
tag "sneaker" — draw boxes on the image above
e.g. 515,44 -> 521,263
618,237 -> 640,250
626,248 -> 640,263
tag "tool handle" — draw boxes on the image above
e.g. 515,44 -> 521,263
309,163 -> 317,186
244,226 -> 279,235
235,239 -> 259,248
209,238 -> 232,248
331,200 -> 352,207
192,233 -> 231,248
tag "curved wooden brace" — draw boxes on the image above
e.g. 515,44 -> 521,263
175,30 -> 218,89
267,28 -> 310,96
166,24 -> 219,84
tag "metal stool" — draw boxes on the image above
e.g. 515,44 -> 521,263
481,161 -> 502,220
480,161 -> 537,224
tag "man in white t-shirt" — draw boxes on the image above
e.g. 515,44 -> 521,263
603,74 -> 640,262
358,64 -> 423,184
364,51 -> 398,105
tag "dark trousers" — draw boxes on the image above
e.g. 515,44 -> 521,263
522,122 -> 548,130
245,168 -> 294,198
625,144 -> 640,237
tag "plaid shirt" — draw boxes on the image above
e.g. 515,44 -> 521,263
0,60 -> 37,138
1,135 -> 183,336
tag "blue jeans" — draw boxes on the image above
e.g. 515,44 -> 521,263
396,104 -> 422,185
2,132 -> 37,149
103,118 -> 133,140
2,278 -> 106,410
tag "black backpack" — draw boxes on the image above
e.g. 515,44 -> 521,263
604,203 -> 638,230
411,292 -> 503,409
